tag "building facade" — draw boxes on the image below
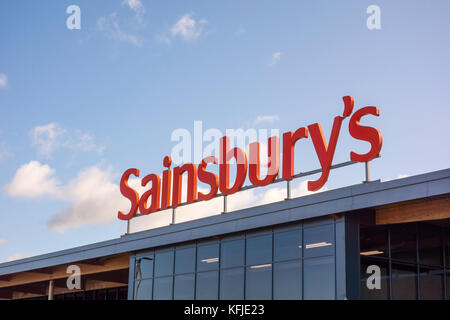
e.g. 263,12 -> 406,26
0,168 -> 449,300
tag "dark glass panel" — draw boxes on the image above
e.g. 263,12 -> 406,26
221,239 -> 244,268
360,225 -> 388,258
391,262 -> 417,300
196,271 -> 219,300
246,234 -> 272,265
245,264 -> 272,300
174,274 -> 195,300
360,257 -> 389,300
84,290 -> 95,300
419,224 -> 443,266
175,247 -> 196,274
304,256 -> 335,300
197,243 -> 219,272
134,278 -> 153,300
153,276 -> 173,300
304,225 -> 334,258
154,250 -> 174,277
106,288 -> 118,300
220,267 -> 244,300
273,260 -> 302,300
95,290 -> 106,300
135,255 -> 154,279
390,224 -> 417,263
118,287 -> 128,300
419,266 -> 444,300
75,292 -> 85,300
274,229 -> 302,261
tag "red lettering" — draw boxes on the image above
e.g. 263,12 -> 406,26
219,136 -> 248,195
172,163 -> 198,207
349,106 -> 382,162
282,128 -> 308,180
138,174 -> 161,215
249,136 -> 280,186
198,156 -> 219,201
118,168 -> 140,220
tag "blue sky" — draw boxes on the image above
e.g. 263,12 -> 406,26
0,0 -> 449,262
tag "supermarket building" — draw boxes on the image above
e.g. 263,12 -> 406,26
0,167 -> 449,300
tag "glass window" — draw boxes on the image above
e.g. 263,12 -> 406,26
304,224 -> 334,258
274,260 -> 302,300
134,278 -> 153,300
391,262 -> 417,300
196,271 -> 219,300
360,225 -> 388,258
175,247 -> 196,274
419,225 -> 442,266
154,250 -> 174,277
419,266 -> 444,300
274,229 -> 302,261
174,274 -> 195,300
447,272 -> 450,300
153,276 -> 173,300
221,239 -> 244,268
360,257 -> 389,300
304,256 -> 335,300
446,237 -> 450,268
390,224 -> 417,263
135,255 -> 153,279
245,264 -> 272,300
220,268 -> 244,300
246,234 -> 272,266
197,243 -> 219,272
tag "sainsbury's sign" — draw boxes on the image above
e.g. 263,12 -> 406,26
118,96 -> 382,220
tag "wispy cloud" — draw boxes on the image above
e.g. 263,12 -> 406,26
159,13 -> 207,44
269,52 -> 282,66
97,13 -> 143,47
235,26 -> 245,35
0,239 -> 8,246
0,73 -> 8,89
122,0 -> 144,12
4,161 -> 129,233
5,253 -> 32,263
4,161 -> 61,198
30,123 -> 104,159
122,0 -> 146,25
254,115 -> 280,125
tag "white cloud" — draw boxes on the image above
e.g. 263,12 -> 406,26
97,13 -> 143,47
4,161 -> 128,233
0,73 -> 8,88
122,0 -> 146,25
0,239 -> 8,246
269,52 -> 282,66
254,115 -> 280,125
235,26 -> 245,35
30,123 -> 104,158
5,253 -> 31,262
122,0 -> 144,12
48,166 -> 129,233
170,13 -> 207,41
4,161 -> 61,198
